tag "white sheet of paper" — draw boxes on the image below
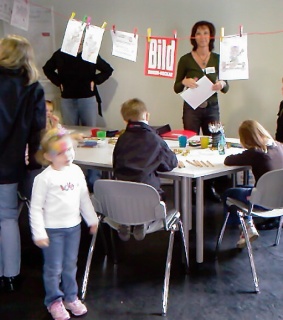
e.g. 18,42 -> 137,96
110,30 -> 138,62
10,0 -> 29,31
82,25 -> 104,63
219,34 -> 249,80
0,0 -> 13,23
180,76 -> 215,109
61,19 -> 85,57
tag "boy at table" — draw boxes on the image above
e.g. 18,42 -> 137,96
113,98 -> 179,241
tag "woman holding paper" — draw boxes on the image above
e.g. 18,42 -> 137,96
174,20 -> 229,135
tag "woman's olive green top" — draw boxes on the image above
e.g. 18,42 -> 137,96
174,52 -> 229,105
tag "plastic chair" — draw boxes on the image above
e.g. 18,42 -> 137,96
216,168 -> 283,293
81,179 -> 189,316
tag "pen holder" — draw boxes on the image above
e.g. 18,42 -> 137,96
211,132 -> 221,148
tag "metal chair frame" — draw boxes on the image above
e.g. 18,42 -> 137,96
216,168 -> 283,293
81,179 -> 189,316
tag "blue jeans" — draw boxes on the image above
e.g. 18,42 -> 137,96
0,183 -> 21,277
42,224 -> 81,307
61,97 -> 98,126
223,186 -> 254,224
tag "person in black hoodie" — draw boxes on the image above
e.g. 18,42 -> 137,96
42,33 -> 113,126
0,35 -> 46,291
113,98 -> 179,241
43,32 -> 114,191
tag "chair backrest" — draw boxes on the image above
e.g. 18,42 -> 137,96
92,180 -> 166,225
250,168 -> 283,209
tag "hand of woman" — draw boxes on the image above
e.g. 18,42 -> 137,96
212,81 -> 226,91
89,223 -> 98,234
182,77 -> 198,89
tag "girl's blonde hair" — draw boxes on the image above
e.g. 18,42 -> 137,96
239,120 -> 274,152
0,34 -> 39,85
36,128 -> 69,166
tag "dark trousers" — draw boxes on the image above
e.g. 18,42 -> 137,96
182,103 -> 220,135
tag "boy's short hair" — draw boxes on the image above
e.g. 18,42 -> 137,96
121,98 -> 147,122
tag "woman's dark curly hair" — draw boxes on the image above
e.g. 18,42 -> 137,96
190,21 -> 216,52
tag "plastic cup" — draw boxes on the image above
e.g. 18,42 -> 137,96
91,128 -> 99,137
178,135 -> 187,148
200,136 -> 209,149
96,130 -> 106,139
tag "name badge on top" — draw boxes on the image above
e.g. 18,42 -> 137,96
205,67 -> 215,74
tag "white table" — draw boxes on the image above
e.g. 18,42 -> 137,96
73,136 -> 248,264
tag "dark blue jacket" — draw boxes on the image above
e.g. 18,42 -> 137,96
0,67 -> 46,184
113,121 -> 178,195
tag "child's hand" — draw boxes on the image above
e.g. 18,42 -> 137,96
49,114 -> 60,128
34,238 -> 49,248
71,133 -> 84,141
89,224 -> 98,234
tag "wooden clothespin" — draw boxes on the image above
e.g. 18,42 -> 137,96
239,25 -> 243,37
86,16 -> 91,27
82,15 -> 87,25
147,28 -> 151,42
220,27 -> 224,42
173,29 -> 177,39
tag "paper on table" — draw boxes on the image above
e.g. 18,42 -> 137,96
180,76 -> 216,109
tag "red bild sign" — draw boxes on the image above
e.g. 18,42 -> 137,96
144,36 -> 177,79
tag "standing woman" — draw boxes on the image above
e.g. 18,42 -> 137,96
43,32 -> 113,127
174,21 -> 229,135
0,35 -> 46,291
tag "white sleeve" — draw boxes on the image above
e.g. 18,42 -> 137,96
78,168 -> 99,226
29,174 -> 49,241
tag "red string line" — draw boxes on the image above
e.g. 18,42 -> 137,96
27,1 -> 283,39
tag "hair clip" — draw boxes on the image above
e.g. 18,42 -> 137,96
42,127 -> 68,145
58,127 -> 68,137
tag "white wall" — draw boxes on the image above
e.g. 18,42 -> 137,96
1,0 -> 283,137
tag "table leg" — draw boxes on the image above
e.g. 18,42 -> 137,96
188,178 -> 192,230
196,177 -> 204,263
181,177 -> 192,253
174,180 -> 180,212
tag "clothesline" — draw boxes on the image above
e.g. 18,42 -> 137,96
27,1 -> 283,40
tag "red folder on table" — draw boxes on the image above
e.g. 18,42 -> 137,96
161,129 -> 196,140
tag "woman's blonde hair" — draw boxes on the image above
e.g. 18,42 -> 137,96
0,34 -> 39,85
239,120 -> 274,152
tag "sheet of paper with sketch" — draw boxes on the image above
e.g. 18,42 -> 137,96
180,76 -> 216,109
